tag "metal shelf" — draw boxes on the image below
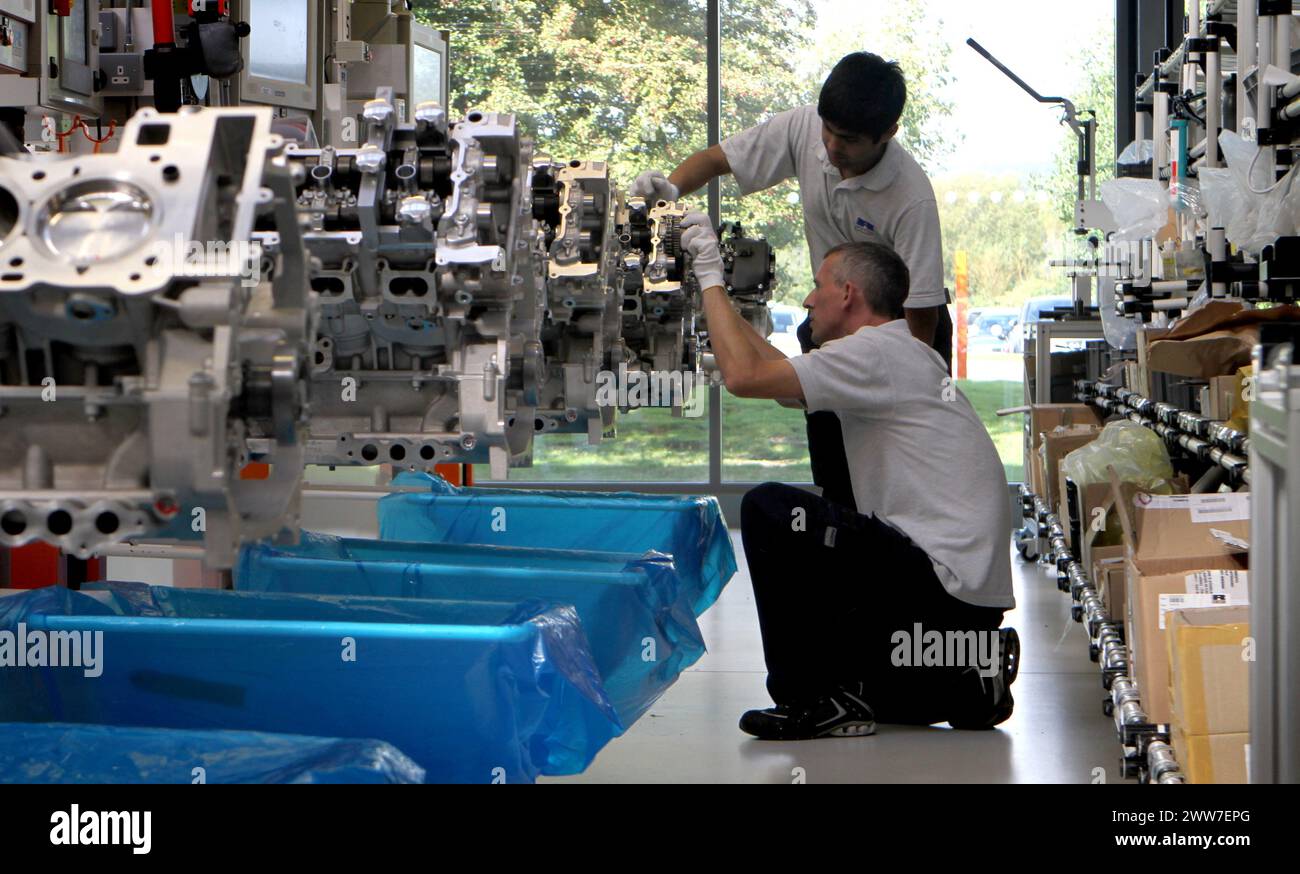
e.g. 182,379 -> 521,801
1076,380 -> 1251,484
1020,487 -> 1186,783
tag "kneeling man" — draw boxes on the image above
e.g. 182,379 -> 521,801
681,215 -> 1019,739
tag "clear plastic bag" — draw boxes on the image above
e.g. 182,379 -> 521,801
1216,129 -> 1300,256
1117,138 -> 1154,168
1100,178 -> 1170,241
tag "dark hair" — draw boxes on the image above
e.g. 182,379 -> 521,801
817,52 -> 906,141
824,242 -> 910,319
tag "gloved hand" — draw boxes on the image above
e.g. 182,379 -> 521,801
681,212 -> 725,291
630,170 -> 680,203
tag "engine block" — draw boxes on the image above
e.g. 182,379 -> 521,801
0,106 -> 311,567
0,94 -> 777,563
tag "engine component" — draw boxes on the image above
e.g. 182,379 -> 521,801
0,106 -> 311,568
271,90 -> 546,478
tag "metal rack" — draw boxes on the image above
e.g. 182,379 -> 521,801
1020,487 -> 1186,783
1075,380 -> 1251,482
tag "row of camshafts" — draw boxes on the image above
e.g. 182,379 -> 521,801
0,93 -> 774,565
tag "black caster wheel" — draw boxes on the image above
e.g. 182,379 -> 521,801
1103,698 -> 1114,717
1071,605 -> 1083,623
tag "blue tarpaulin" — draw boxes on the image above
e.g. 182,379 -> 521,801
0,584 -> 619,784
377,473 -> 737,617
0,722 -> 425,784
236,532 -> 705,726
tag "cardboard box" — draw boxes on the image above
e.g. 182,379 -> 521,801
1111,485 -> 1250,725
1040,426 -> 1101,511
1028,404 -> 1104,495
1167,606 -> 1250,736
1128,567 -> 1249,724
1092,544 -> 1127,622
1060,478 -> 1112,554
1202,374 -> 1241,421
1173,730 -> 1249,784
1146,301 -> 1300,379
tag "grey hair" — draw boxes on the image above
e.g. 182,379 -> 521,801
823,241 -> 910,319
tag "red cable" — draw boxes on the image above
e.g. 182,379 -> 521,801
151,0 -> 176,47
81,120 -> 117,154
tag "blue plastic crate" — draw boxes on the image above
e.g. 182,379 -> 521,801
0,722 -> 426,784
0,584 -> 619,784
377,472 -> 737,616
236,532 -> 705,726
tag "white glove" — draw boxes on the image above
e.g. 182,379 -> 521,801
681,212 -> 725,291
630,170 -> 680,202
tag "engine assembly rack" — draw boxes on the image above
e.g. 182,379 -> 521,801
1075,380 -> 1251,484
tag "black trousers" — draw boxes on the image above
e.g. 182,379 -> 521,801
797,308 -> 953,510
739,482 -> 1005,725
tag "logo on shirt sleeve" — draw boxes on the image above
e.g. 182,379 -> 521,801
854,216 -> 876,233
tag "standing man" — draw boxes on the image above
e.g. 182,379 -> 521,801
632,52 -> 952,509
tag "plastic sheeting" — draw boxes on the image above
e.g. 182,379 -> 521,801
0,584 -> 619,784
0,722 -> 425,784
1100,178 -> 1171,241
377,472 -> 737,617
236,532 -> 706,726
1061,420 -> 1176,492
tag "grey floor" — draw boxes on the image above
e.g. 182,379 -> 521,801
545,535 -> 1126,785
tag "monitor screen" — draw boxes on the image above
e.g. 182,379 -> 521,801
248,1 -> 310,85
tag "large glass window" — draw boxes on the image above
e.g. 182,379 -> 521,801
418,1 -> 710,482
722,0 -> 1115,483
419,0 -> 1115,486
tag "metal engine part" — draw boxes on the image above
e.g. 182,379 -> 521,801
0,106 -> 311,568
271,90 -> 546,479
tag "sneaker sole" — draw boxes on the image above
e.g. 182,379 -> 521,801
823,721 -> 877,738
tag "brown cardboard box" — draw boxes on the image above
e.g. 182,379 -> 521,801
1128,566 -> 1249,724
1028,404 -> 1104,495
1040,426 -> 1101,512
1203,374 -> 1241,421
1167,606 -> 1250,736
1060,478 -> 1113,554
1111,485 -> 1250,725
1091,544 -> 1127,623
1135,325 -> 1170,396
1146,301 -> 1300,378
1173,730 -> 1249,784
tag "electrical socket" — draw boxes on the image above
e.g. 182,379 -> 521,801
99,52 -> 144,94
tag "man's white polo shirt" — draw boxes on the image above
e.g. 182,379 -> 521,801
720,104 -> 946,309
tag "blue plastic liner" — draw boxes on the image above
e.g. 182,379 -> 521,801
377,472 -> 737,616
0,722 -> 425,784
236,532 -> 706,726
0,584 -> 619,784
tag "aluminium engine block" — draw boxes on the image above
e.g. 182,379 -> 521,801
271,90 -> 546,479
0,94 -> 777,563
0,106 -> 311,568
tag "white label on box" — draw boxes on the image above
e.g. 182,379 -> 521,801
1137,494 -> 1192,510
1135,493 -> 1250,524
1188,494 -> 1250,524
1159,590 -> 1248,630
1185,569 -> 1249,597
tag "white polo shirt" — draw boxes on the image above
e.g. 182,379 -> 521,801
787,319 -> 1015,609
720,104 -> 947,309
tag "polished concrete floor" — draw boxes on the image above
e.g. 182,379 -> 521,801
546,535 -> 1125,784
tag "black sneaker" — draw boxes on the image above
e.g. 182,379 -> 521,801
739,682 -> 877,740
948,627 -> 1020,730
